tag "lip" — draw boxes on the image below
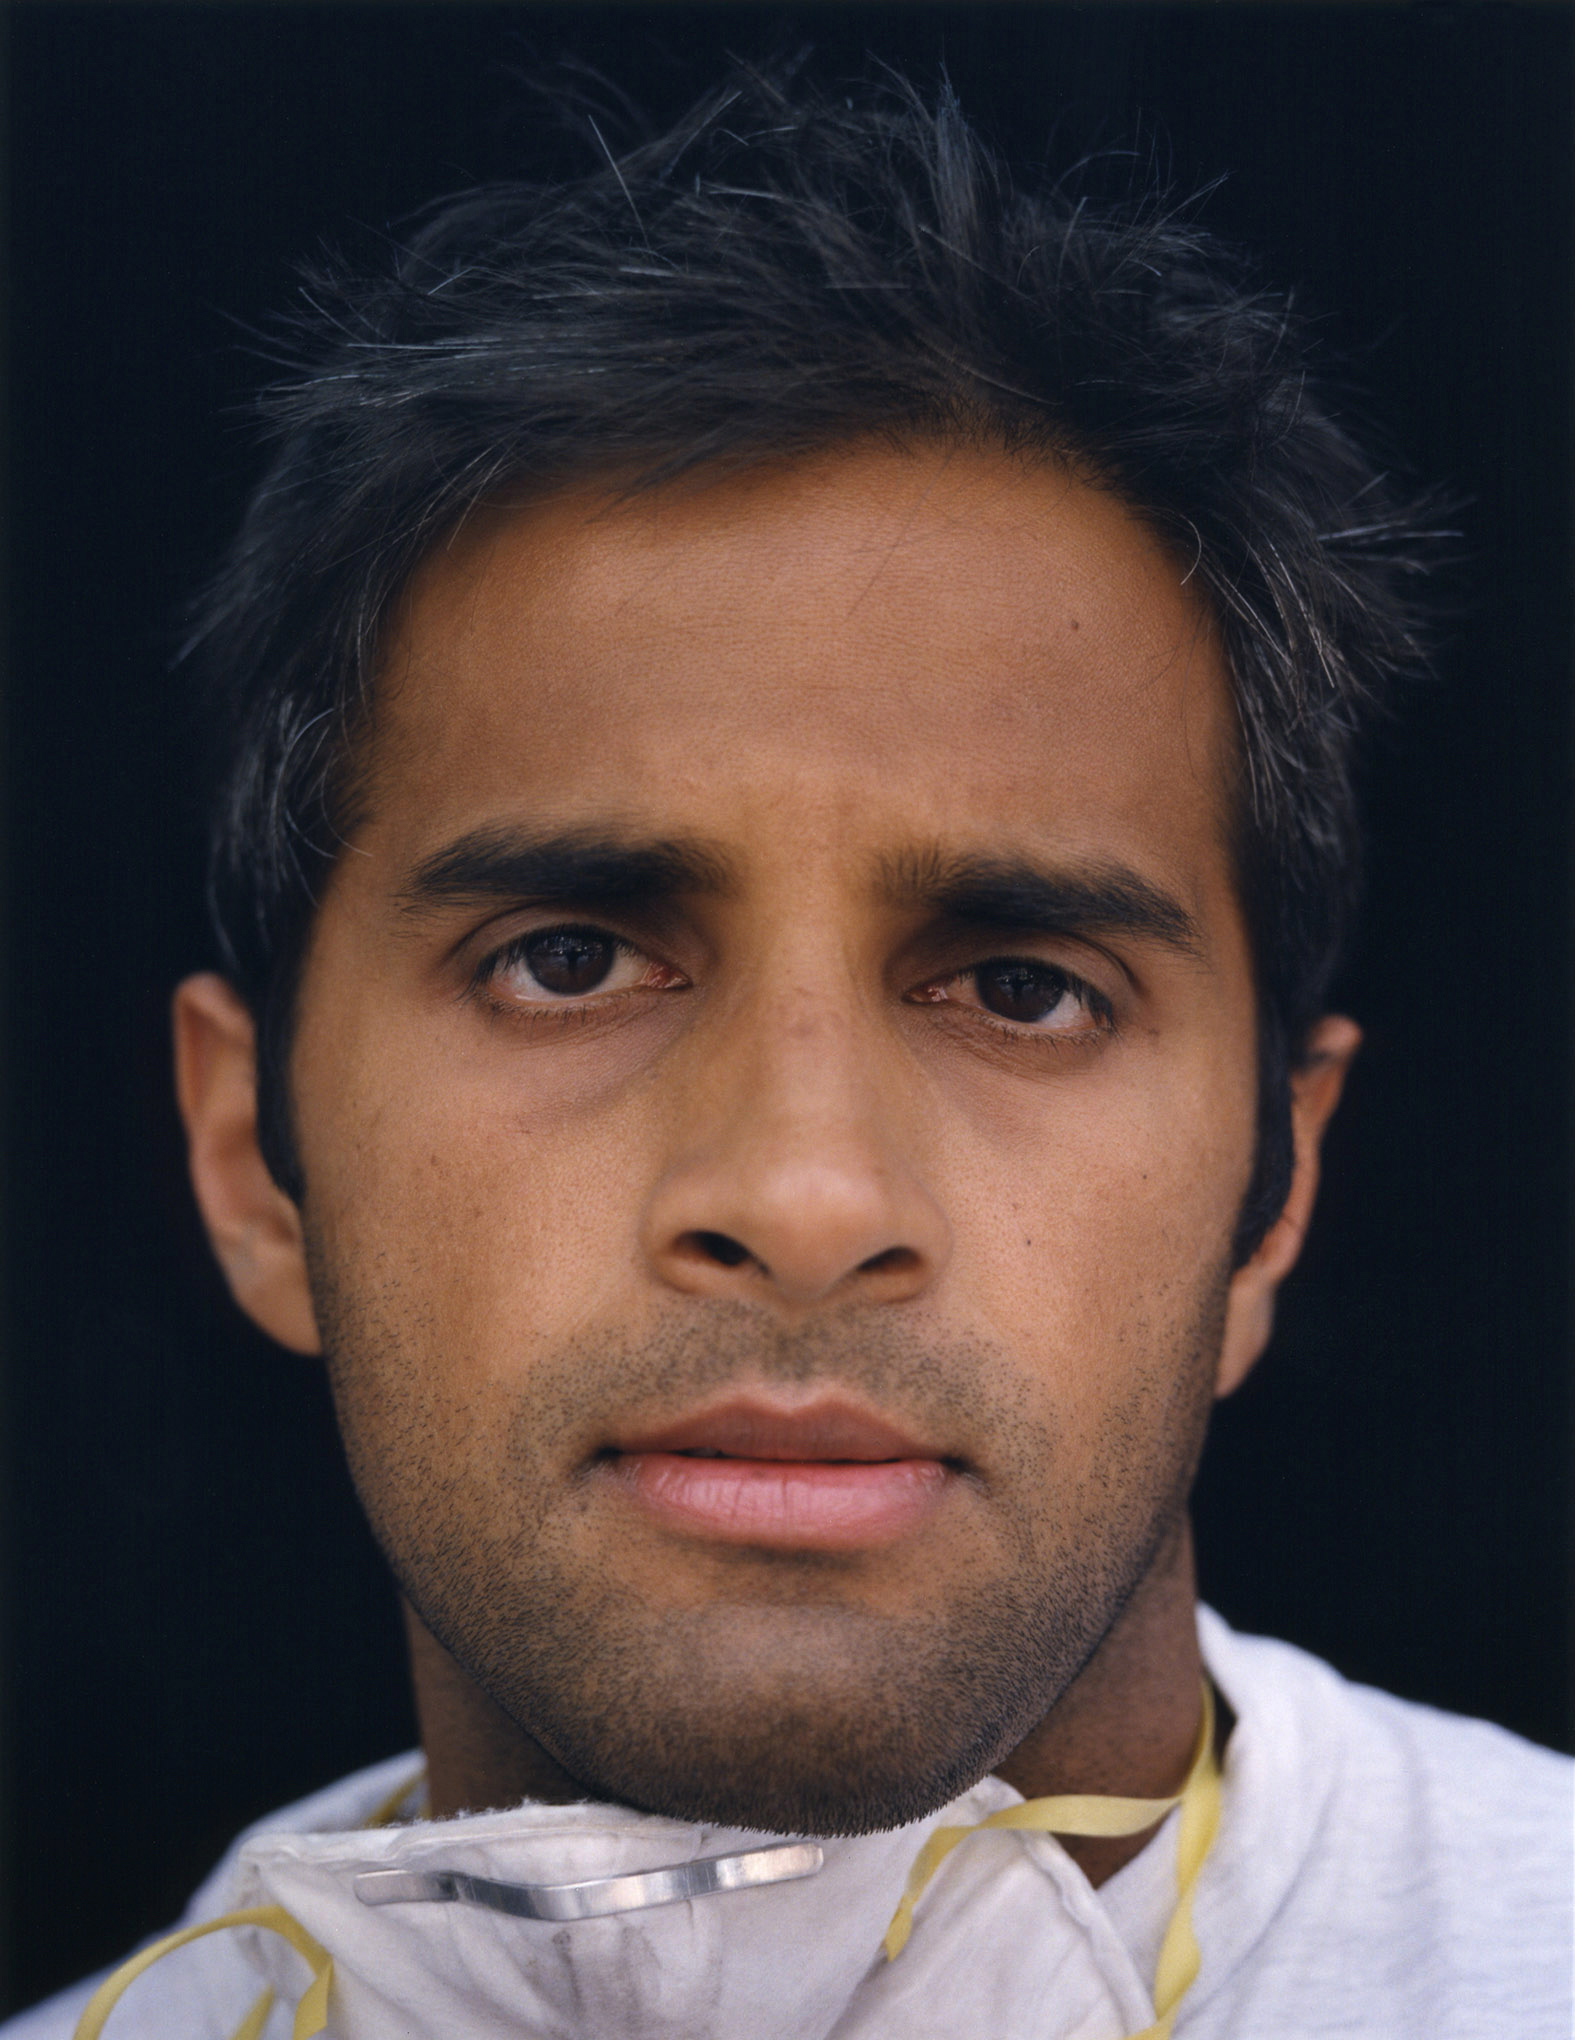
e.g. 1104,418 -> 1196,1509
602,1396 -> 956,1550
612,1399 -> 943,1463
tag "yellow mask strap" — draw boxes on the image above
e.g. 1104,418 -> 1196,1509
883,1681 -> 1222,2040
73,1904 -> 331,2040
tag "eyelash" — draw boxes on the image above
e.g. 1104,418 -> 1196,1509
470,923 -> 1115,1043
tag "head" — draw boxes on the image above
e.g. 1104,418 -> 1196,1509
175,74 -> 1431,1834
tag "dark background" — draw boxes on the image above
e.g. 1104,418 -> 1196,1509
3,0 -> 1571,2015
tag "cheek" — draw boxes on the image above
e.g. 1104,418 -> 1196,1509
936,1048 -> 1254,1379
295,1010 -> 652,1369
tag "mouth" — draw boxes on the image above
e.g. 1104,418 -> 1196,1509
599,1397 -> 959,1550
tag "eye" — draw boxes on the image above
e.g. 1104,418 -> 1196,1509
973,960 -> 1089,1027
516,927 -> 624,997
914,957 -> 1112,1034
477,924 -> 682,1006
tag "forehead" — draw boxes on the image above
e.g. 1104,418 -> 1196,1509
367,444 -> 1235,893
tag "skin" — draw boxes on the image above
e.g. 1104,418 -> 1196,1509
175,443 -> 1356,1880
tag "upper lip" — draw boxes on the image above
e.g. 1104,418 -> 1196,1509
609,1397 -> 946,1463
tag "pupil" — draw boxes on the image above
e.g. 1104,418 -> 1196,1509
976,961 -> 1068,1024
524,927 -> 617,996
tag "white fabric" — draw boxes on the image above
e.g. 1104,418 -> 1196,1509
5,1609 -> 1570,2039
227,1775 -> 1154,2040
1096,1803 -> 1180,1998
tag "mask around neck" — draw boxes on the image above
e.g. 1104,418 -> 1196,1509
227,1779 -> 1153,2040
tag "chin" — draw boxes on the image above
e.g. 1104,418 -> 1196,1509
463,1591 -> 1095,1839
547,1698 -> 1014,1838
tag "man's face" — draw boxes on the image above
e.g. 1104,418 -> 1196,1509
282,445 -> 1262,1833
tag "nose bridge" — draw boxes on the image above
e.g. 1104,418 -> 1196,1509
752,970 -> 878,1135
642,950 -> 951,1308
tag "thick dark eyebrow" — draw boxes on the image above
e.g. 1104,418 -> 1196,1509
880,847 -> 1204,960
398,826 -> 734,918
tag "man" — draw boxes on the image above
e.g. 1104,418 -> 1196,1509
9,71 -> 1567,2040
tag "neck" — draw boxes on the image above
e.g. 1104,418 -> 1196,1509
404,1515 -> 1206,1888
993,1514 -> 1206,1884
403,1604 -> 591,1818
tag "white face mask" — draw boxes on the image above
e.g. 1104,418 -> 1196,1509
76,1690 -> 1218,2040
228,1781 -> 1155,2040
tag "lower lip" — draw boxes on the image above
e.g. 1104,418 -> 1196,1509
608,1452 -> 950,1548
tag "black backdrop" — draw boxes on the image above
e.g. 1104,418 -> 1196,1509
4,1 -> 1571,2015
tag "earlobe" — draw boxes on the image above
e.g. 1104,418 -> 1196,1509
172,972 -> 323,1355
1216,1013 -> 1362,1399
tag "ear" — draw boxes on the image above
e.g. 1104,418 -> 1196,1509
172,972 -> 322,1355
1216,1013 -> 1361,1399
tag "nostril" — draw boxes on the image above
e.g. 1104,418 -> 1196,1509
859,1246 -> 920,1276
684,1230 -> 756,1270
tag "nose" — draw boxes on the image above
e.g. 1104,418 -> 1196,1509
641,990 -> 951,1310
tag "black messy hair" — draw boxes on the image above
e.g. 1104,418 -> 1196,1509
188,67 -> 1438,1260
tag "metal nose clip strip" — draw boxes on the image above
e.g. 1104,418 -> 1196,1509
353,1840 -> 824,1921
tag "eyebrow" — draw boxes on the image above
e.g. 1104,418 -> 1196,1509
879,846 -> 1204,959
398,825 -> 735,917
397,823 -> 1204,961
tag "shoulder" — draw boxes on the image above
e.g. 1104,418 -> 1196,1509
1194,1608 -> 1572,2038
0,1752 -> 423,2040
1201,1604 -> 1570,1836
